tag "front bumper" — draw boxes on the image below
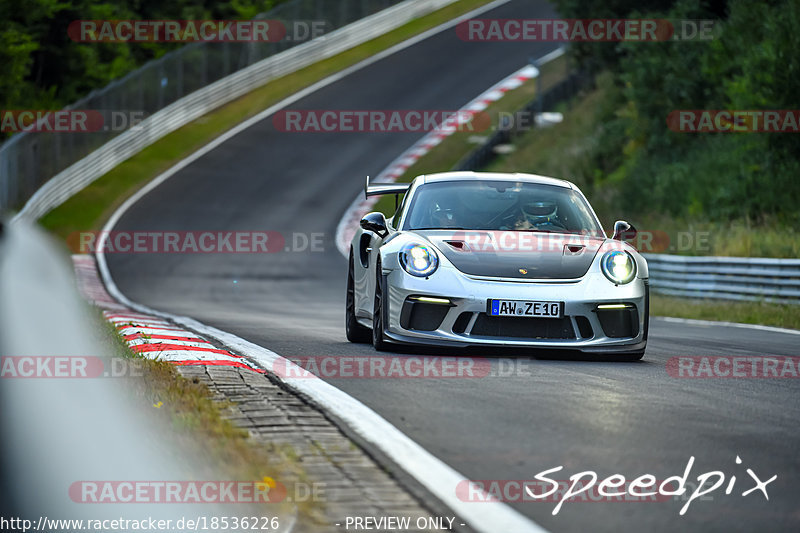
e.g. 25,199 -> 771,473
382,265 -> 648,353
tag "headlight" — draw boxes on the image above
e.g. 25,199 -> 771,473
399,242 -> 439,277
601,250 -> 636,285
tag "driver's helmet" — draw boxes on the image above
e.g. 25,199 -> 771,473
430,197 -> 461,227
522,200 -> 557,226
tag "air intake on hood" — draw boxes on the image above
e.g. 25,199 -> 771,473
444,240 -> 469,251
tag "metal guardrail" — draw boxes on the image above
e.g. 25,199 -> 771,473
644,254 -> 800,304
0,218 -> 297,529
3,0 -> 459,219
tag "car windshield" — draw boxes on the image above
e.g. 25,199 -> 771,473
402,180 -> 604,236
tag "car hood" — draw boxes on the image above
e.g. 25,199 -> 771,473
417,230 -> 605,279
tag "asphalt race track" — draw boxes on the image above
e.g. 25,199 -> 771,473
105,1 -> 800,531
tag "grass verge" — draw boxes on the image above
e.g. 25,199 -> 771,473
40,0 -> 497,241
651,294 -> 800,331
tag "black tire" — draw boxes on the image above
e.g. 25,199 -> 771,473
346,251 -> 371,343
372,258 -> 390,351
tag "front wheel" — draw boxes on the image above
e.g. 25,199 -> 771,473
372,258 -> 390,351
345,251 -> 371,343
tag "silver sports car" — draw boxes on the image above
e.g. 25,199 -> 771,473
345,172 -> 649,360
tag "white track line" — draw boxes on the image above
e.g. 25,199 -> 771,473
94,2 -> 548,532
125,338 -> 220,349
656,316 -> 800,336
115,326 -> 195,336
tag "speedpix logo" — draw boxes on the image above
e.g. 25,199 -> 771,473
457,456 -> 776,516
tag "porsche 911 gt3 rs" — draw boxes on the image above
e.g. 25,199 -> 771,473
345,171 -> 649,360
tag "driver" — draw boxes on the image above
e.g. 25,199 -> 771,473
429,196 -> 463,228
514,200 -> 559,230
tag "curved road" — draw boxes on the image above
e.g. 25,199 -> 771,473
106,1 -> 800,531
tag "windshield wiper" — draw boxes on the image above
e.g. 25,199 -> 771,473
413,226 -> 469,230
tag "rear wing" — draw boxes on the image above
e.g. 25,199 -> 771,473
364,175 -> 410,199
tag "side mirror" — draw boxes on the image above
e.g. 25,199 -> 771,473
612,220 -> 637,242
360,212 -> 389,238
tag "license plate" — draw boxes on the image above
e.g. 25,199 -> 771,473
488,299 -> 563,318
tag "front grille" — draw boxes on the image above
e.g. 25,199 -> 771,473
575,316 -> 594,338
470,314 -> 575,339
452,312 -> 473,334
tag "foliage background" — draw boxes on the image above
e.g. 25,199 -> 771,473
0,0 -> 286,113
551,0 -> 800,226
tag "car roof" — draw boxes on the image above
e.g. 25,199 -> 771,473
417,171 -> 575,190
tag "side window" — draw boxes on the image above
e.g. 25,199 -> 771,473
390,192 -> 409,228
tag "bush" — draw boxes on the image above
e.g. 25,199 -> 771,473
0,0 -> 287,114
554,0 -> 800,225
